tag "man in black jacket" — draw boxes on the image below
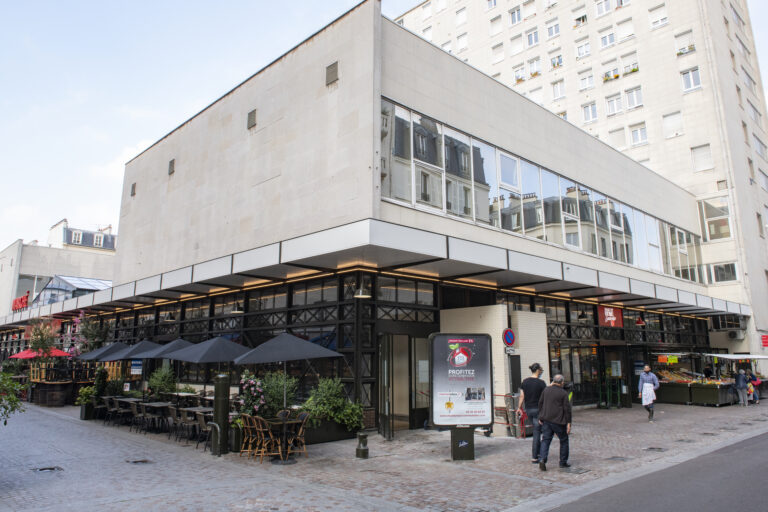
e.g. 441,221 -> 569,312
537,374 -> 571,471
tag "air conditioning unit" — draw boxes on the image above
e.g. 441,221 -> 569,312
728,330 -> 745,340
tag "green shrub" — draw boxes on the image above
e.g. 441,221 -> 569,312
148,367 -> 176,395
260,371 -> 298,418
75,385 -> 95,406
93,367 -> 108,397
0,373 -> 25,425
104,378 -> 124,397
302,377 -> 363,431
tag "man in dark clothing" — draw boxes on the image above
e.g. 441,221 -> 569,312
538,374 -> 572,471
517,363 -> 546,463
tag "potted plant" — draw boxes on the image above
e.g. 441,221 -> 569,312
229,417 -> 244,452
257,370 -> 298,418
76,385 -> 95,420
301,378 -> 363,445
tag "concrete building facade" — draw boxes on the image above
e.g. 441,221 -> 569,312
396,0 -> 768,354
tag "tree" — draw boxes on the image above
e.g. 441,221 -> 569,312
77,313 -> 109,350
29,319 -> 56,357
0,373 -> 25,425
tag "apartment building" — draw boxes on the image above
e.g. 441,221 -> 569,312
397,0 -> 768,353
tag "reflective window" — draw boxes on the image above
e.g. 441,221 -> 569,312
521,160 -> 543,238
621,204 -> 635,265
472,139 -> 498,226
500,188 -> 523,233
658,222 -> 673,275
381,100 -> 412,202
560,177 -> 580,248
698,197 -> 731,241
578,186 -> 598,254
541,169 -> 561,243
413,113 -> 443,209
644,214 -> 662,273
707,263 -> 737,283
593,192 -> 611,258
499,152 -> 519,189
609,200 -> 625,262
444,127 -> 472,219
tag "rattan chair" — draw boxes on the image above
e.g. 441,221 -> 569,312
195,412 -> 211,451
253,416 -> 282,463
276,409 -> 292,420
287,411 -> 310,459
239,414 -> 256,458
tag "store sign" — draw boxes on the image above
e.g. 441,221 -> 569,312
11,291 -> 29,312
668,355 -> 679,364
430,333 -> 493,427
762,335 -> 768,348
130,359 -> 142,375
598,306 -> 623,328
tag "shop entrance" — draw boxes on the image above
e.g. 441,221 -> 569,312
377,333 -> 431,440
599,345 -> 630,408
556,345 -> 599,405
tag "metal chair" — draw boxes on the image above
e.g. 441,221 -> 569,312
287,411 -> 310,459
102,397 -> 117,425
141,403 -> 162,434
195,412 -> 212,451
91,395 -> 107,419
129,402 -> 145,433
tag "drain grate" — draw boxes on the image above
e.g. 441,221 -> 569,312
32,466 -> 63,472
645,447 -> 667,452
605,456 -> 630,461
126,459 -> 153,464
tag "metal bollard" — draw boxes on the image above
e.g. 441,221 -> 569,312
213,374 -> 229,455
208,422 -> 222,457
356,432 -> 369,459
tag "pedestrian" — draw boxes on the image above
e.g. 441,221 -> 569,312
703,365 -> 713,379
517,363 -> 546,464
735,369 -> 748,406
537,374 -> 572,471
746,369 -> 760,405
638,365 -> 659,422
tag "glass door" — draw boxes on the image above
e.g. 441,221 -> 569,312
377,334 -> 394,440
410,337 -> 430,429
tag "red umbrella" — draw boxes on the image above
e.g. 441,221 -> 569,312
10,348 -> 71,359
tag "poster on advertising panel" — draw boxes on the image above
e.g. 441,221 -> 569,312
430,333 -> 493,427
598,305 -> 623,328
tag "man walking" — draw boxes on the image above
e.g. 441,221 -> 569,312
638,365 -> 659,422
517,363 -> 546,464
537,374 -> 571,471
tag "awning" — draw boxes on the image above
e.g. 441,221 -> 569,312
702,353 -> 768,360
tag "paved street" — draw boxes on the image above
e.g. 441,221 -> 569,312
2,403 -> 768,511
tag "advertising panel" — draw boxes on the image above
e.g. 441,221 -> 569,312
598,306 -> 623,328
430,333 -> 493,427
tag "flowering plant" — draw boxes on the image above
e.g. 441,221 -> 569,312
237,369 -> 266,416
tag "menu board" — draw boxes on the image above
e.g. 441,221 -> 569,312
430,333 -> 493,427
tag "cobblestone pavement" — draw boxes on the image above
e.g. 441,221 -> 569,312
3,403 -> 768,512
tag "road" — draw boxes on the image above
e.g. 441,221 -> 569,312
549,432 -> 765,512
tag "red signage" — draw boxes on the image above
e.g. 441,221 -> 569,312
598,306 -> 624,328
11,291 -> 29,312
762,335 -> 768,348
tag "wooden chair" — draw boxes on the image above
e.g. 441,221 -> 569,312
239,414 -> 256,458
112,398 -> 132,427
91,395 -> 107,419
129,402 -> 145,433
102,397 -> 117,425
164,406 -> 179,439
287,411 -> 310,459
169,405 -> 196,441
141,403 -> 161,434
195,412 -> 212,451
253,416 -> 282,463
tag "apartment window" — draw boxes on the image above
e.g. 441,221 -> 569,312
698,196 -> 731,241
707,263 -> 738,283
691,144 -> 714,172
675,30 -> 694,55
71,231 -> 82,245
522,0 -> 536,19
514,64 -> 526,81
168,158 -> 175,175
552,80 -> 565,99
731,5 -> 746,31
547,19 -> 560,38
755,135 -> 768,159
529,87 -> 543,105
717,180 -> 728,191
510,35 -> 523,55
622,51 -> 638,73
743,122 -> 750,144
602,60 -> 619,81
574,12 -> 587,27
616,0 -> 630,6
617,19 -> 634,41
748,101 -> 762,126
422,2 -> 432,21
526,28 -> 539,47
681,68 -> 701,91
626,87 -> 643,109
630,123 -> 647,145
606,94 -> 622,115
456,7 -> 467,26
578,69 -> 594,90
649,4 -> 668,28
492,43 -> 504,63
435,0 -> 446,12
736,86 -> 743,107
749,158 -> 756,180
583,102 -> 597,123
742,67 -> 757,93
510,6 -> 522,25
600,29 -> 615,48
94,233 -> 104,248
422,26 -> 432,41
662,111 -> 683,138
550,53 -> 563,68
735,36 -> 750,59
758,212 -> 765,238
457,33 -> 468,51
490,15 -> 502,36
730,51 -> 737,71
760,170 -> 768,191
441,40 -> 452,53
487,0 -> 497,9
557,111 -> 568,120
609,128 -> 625,148
576,39 -> 591,59
596,0 -> 611,17
529,57 -> 541,76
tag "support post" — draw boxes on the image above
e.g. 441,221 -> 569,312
213,373 -> 229,455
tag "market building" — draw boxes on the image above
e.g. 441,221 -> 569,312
394,0 -> 768,359
0,0 -> 756,432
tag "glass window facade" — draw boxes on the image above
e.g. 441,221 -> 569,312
381,98 -> 703,282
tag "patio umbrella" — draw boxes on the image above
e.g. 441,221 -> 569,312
135,337 -> 193,359
163,336 -> 249,364
10,348 -> 70,359
99,340 -> 162,362
234,332 -> 343,463
77,342 -> 128,361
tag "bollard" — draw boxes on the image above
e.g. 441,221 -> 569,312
212,374 -> 229,455
356,432 -> 369,459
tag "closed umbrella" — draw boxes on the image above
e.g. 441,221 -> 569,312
233,332 -> 342,463
78,342 -> 128,361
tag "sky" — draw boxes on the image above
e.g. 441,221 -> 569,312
0,0 -> 766,251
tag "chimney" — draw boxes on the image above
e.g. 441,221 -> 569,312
98,224 -> 113,235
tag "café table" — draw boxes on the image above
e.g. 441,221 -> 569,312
266,418 -> 302,463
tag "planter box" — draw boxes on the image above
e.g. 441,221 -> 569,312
304,419 -> 356,445
690,384 -> 736,406
229,427 -> 243,452
80,403 -> 94,420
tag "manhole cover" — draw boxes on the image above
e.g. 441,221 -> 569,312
32,467 -> 63,472
605,456 -> 630,461
560,466 -> 590,474
700,433 -> 718,436
126,459 -> 153,464
676,439 -> 694,443
645,447 -> 667,452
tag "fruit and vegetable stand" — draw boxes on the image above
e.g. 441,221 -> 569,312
690,382 -> 736,406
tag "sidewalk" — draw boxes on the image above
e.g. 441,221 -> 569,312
2,403 -> 767,511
